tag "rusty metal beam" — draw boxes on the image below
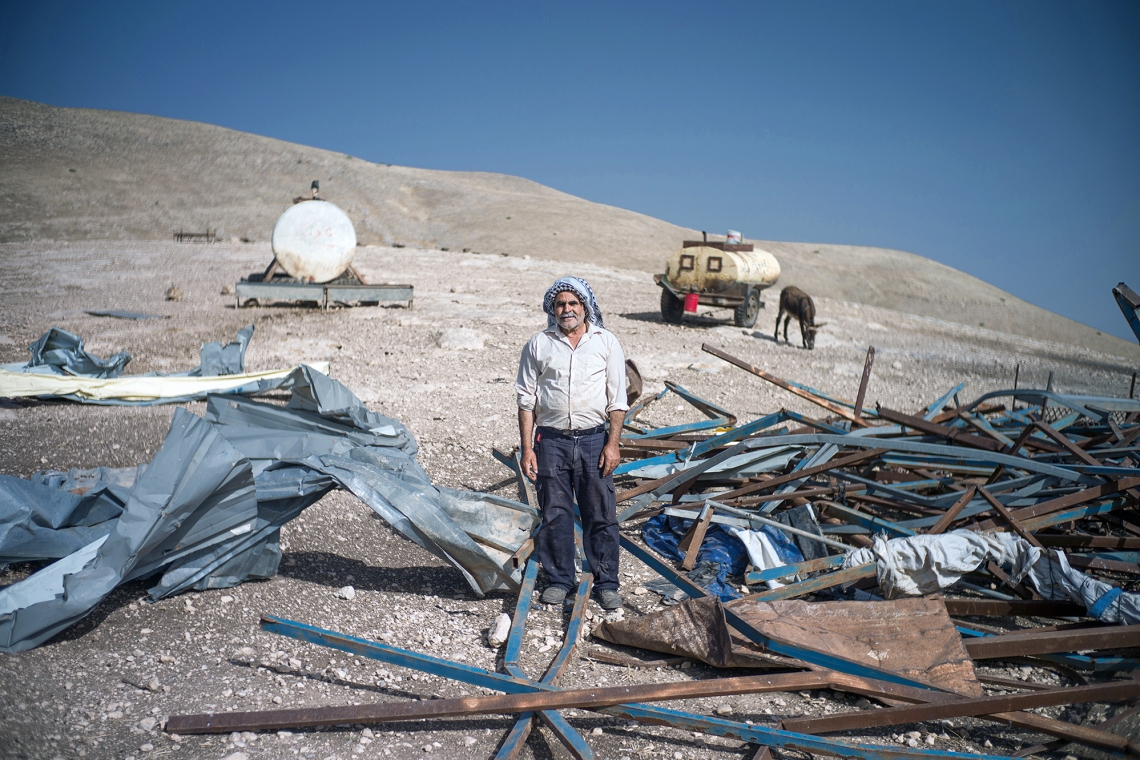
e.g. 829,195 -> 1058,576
964,625 -> 1140,660
702,343 -> 870,426
970,476 -> 1140,533
926,486 -> 977,535
781,679 -> 1140,736
822,672 -> 1140,755
943,599 -> 1086,617
977,486 -> 1044,549
853,347 -> 875,423
166,671 -> 834,734
875,406 -> 1008,453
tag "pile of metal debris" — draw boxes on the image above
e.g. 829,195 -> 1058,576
160,341 -> 1140,759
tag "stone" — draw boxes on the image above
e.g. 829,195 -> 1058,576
486,613 -> 511,648
139,745 -> 154,753
463,736 -> 477,746
714,704 -> 733,716
335,586 -> 356,601
221,284 -> 235,295
591,727 -> 604,736
272,696 -> 283,704
437,328 -> 485,351
164,285 -> 184,302
146,678 -> 160,692
220,754 -> 250,760
138,717 -> 156,731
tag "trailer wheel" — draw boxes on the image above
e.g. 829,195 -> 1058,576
660,288 -> 684,324
734,288 -> 761,328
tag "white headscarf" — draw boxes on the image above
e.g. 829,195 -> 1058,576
543,277 -> 604,330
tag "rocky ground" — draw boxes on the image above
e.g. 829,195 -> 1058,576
1,240 -> 1138,760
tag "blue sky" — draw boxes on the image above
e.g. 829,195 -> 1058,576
3,2 -> 1138,342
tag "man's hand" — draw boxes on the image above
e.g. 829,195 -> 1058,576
521,448 -> 538,481
599,441 -> 621,478
600,408 -> 625,478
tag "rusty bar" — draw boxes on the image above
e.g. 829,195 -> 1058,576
875,406 -> 1008,453
943,599 -> 1086,617
166,671 -> 834,733
977,486 -> 1044,549
781,679 -> 1140,736
702,343 -> 869,426
925,486 -> 977,535
964,625 -> 1140,660
1013,703 -> 1140,758
1038,534 -> 1140,549
823,673 -> 1140,754
969,476 -> 1140,532
749,746 -> 773,760
853,346 -> 875,422
679,504 -> 712,571
585,648 -> 688,669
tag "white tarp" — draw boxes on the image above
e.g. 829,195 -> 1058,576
0,363 -> 329,403
845,529 -> 1140,624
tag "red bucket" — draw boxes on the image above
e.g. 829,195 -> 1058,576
683,292 -> 700,313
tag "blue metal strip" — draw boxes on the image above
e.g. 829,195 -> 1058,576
614,411 -> 788,476
620,417 -> 730,441
605,703 -> 1002,760
261,616 -> 538,694
746,554 -> 846,585
922,383 -> 966,420
260,616 -> 996,759
665,380 -> 738,424
503,560 -> 538,669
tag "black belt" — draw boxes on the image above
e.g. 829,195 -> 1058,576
538,424 -> 606,438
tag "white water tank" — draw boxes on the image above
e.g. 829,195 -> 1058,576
271,200 -> 357,283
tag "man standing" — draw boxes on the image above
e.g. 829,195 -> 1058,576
516,277 -> 628,610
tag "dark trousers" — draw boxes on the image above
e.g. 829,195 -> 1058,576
534,427 -> 620,591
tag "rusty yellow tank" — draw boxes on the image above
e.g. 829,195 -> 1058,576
664,244 -> 781,291
656,241 -> 781,328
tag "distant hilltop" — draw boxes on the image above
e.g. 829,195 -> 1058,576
1,96 -> 1135,359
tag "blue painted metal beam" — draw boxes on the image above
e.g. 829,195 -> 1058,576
922,384 -> 966,420
259,615 -> 998,759
746,554 -> 846,585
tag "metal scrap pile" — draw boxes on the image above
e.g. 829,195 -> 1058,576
166,341 -> 1140,759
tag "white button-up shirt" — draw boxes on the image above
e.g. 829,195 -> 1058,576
516,323 -> 629,430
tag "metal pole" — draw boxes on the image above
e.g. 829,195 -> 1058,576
853,346 -> 875,422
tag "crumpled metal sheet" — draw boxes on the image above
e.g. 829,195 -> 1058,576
0,408 -> 258,652
596,596 -> 983,695
0,476 -> 128,565
0,366 -> 537,651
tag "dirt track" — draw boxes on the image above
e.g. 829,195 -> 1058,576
1,240 -> 1137,760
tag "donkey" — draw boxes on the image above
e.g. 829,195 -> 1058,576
775,286 -> 825,349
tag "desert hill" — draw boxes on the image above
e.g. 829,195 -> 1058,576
1,95 -> 1135,359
